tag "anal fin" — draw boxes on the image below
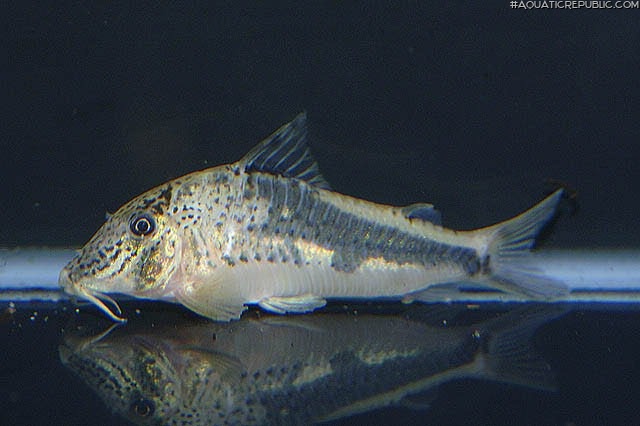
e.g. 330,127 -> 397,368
258,294 -> 326,314
399,389 -> 439,411
402,284 -> 464,304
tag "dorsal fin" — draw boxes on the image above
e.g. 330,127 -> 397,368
239,113 -> 331,189
402,203 -> 442,225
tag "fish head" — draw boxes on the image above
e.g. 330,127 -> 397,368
59,184 -> 181,321
59,330 -> 183,425
60,323 -> 257,425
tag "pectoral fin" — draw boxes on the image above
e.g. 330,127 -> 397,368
179,347 -> 246,381
258,294 -> 327,314
176,283 -> 247,322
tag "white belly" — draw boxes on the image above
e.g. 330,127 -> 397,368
215,260 -> 468,302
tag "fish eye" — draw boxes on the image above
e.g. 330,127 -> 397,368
129,396 -> 155,418
130,214 -> 156,236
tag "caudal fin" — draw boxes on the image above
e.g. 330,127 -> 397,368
472,305 -> 566,391
482,189 -> 568,299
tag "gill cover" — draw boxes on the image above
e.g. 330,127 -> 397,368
60,184 -> 180,321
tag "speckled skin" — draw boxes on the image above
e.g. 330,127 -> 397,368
59,115 -> 565,321
59,161 -> 485,321
58,314 -> 483,426
59,309 -> 559,426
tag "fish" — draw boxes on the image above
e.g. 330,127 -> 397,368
59,306 -> 562,426
58,113 -> 567,322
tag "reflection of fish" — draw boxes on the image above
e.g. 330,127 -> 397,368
60,307 -> 560,425
59,114 -> 566,322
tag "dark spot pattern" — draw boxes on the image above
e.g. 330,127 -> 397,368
252,174 -> 480,274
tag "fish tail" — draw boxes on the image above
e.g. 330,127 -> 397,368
470,306 -> 565,391
480,188 -> 567,299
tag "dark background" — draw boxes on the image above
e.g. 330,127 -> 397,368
2,2 -> 638,248
1,3 -> 639,426
3,303 -> 640,426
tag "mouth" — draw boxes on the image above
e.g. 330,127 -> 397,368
59,268 -> 128,323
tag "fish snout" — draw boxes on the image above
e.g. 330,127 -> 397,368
58,264 -> 77,294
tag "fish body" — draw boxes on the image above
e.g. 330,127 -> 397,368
59,113 -> 566,321
59,307 -> 560,425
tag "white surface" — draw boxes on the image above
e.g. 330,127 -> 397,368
1,247 -> 639,302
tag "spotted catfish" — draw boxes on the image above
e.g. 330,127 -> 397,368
59,307 -> 561,426
59,113 -> 567,322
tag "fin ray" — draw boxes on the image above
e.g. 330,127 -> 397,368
402,203 -> 442,225
483,189 -> 568,299
473,306 -> 566,391
179,347 -> 245,380
239,113 -> 331,189
176,281 -> 247,321
258,294 -> 327,314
